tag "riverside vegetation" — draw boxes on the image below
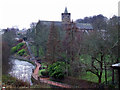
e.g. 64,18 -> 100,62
2,15 -> 120,88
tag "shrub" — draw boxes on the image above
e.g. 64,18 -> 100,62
11,43 -> 25,54
17,43 -> 24,47
16,43 -> 24,51
41,71 -> 49,77
38,69 -> 46,76
16,45 -> 21,51
17,49 -> 26,56
24,52 -> 27,56
11,46 -> 17,53
48,61 -> 66,79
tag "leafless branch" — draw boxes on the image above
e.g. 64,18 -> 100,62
86,69 -> 99,76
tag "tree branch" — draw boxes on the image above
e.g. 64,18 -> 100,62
92,62 -> 99,72
92,57 -> 101,64
86,69 -> 99,76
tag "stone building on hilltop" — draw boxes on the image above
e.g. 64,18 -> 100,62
31,7 -> 94,34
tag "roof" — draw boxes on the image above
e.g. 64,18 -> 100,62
64,7 -> 68,13
41,20 -> 62,26
76,23 -> 93,30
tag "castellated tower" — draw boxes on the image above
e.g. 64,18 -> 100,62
61,7 -> 71,29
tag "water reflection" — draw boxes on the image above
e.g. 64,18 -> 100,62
9,59 -> 35,85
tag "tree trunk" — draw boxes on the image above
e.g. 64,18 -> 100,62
98,76 -> 102,84
111,58 -> 114,84
115,58 -> 119,85
98,53 -> 103,84
112,68 -> 114,84
104,61 -> 107,85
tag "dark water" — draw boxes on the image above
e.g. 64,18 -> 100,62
9,59 -> 35,85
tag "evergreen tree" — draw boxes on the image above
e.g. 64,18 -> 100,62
46,22 -> 60,63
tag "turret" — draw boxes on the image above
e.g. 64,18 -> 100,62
61,7 -> 71,25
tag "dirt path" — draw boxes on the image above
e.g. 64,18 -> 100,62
39,77 -> 72,88
32,61 -> 41,80
33,61 -> 41,75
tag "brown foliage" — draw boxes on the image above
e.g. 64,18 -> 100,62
46,22 -> 60,63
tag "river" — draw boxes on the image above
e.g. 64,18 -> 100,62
9,59 -> 35,85
8,58 -> 60,88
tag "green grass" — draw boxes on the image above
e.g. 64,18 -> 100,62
79,54 -> 113,83
80,71 -> 112,83
80,72 -> 98,83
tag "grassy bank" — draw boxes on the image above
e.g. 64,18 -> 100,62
2,74 -> 30,88
80,71 -> 112,83
2,75 -> 51,88
11,55 -> 35,66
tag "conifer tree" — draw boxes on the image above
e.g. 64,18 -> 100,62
46,22 -> 60,63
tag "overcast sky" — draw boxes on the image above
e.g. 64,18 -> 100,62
0,0 -> 119,29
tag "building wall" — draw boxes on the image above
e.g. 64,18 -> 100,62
61,13 -> 71,25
